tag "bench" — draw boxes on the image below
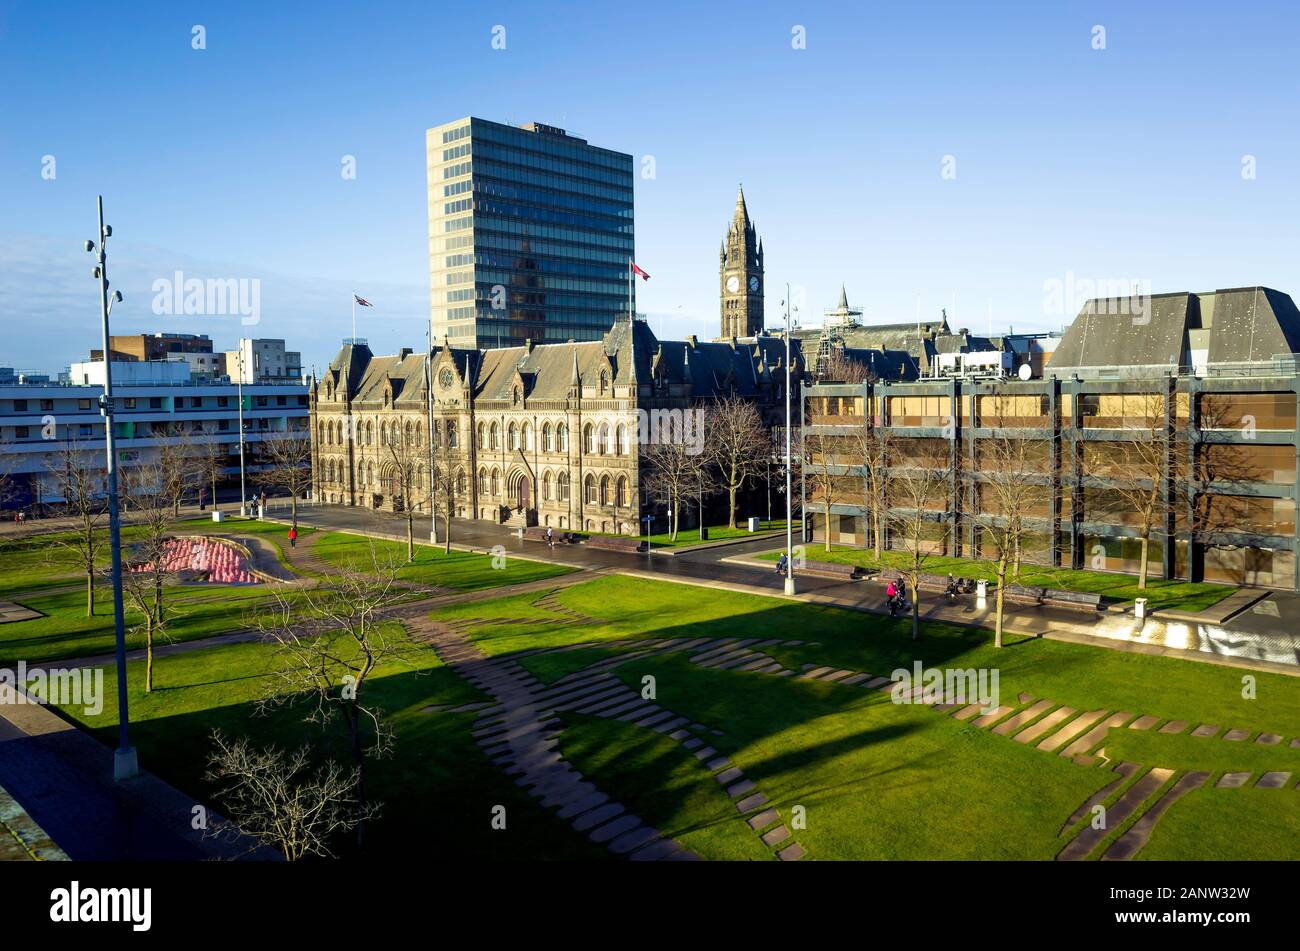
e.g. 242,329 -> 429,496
583,535 -> 648,554
799,561 -> 861,581
1041,588 -> 1103,611
1001,583 -> 1046,605
877,568 -> 952,592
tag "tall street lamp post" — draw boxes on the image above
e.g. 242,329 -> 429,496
784,284 -> 796,596
86,196 -> 138,781
236,348 -> 248,516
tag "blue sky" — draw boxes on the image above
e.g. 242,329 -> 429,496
2,0 -> 1299,374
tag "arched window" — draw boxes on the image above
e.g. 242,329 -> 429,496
616,423 -> 629,455
558,472 -> 570,501
584,474 -> 597,504
616,476 -> 628,508
598,422 -> 611,455
478,467 -> 488,493
456,469 -> 466,495
357,461 -> 366,485
478,422 -> 487,449
406,421 -> 415,445
508,423 -> 518,451
489,422 -> 499,450
542,471 -> 553,500
366,420 -> 374,445
542,423 -> 553,452
447,423 -> 458,448
367,461 -> 375,486
600,371 -> 609,394
522,423 -> 533,451
380,421 -> 388,446
490,468 -> 500,495
599,475 -> 611,506
583,423 -> 595,454
557,422 -> 569,452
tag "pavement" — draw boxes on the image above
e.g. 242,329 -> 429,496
271,501 -> 1300,675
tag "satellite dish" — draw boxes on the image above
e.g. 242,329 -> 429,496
1017,363 -> 1033,381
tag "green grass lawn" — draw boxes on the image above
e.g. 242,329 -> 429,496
0,583 -> 277,666
584,519 -> 789,549
431,574 -> 1300,859
311,530 -> 575,591
49,635 -> 610,861
757,544 -> 1234,613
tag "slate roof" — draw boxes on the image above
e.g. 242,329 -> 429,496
1047,286 -> 1300,375
324,318 -> 806,405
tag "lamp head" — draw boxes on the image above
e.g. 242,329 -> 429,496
85,240 -> 95,253
112,290 -> 123,303
103,224 -> 112,238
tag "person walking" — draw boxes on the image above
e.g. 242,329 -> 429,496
545,526 -> 555,553
288,526 -> 298,549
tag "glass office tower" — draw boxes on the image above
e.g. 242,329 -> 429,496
426,117 -> 635,349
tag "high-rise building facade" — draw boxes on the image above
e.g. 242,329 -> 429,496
426,117 -> 635,350
719,187 -> 764,339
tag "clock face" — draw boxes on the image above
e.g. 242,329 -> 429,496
725,275 -> 740,293
438,368 -> 454,389
748,276 -> 760,292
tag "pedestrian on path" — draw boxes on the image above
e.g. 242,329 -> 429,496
546,526 -> 554,552
288,526 -> 298,549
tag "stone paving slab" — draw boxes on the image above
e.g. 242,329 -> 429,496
819,669 -> 858,683
571,802 -> 626,832
1158,720 -> 1188,734
1012,705 -> 1077,745
555,792 -> 609,820
1215,772 -> 1251,788
650,716 -> 690,734
864,676 -> 892,689
761,825 -> 791,847
798,666 -> 836,680
1059,762 -> 1141,833
951,703 -> 985,721
726,779 -> 756,799
735,793 -> 768,812
629,838 -> 682,862
1058,767 -> 1175,861
1038,710 -> 1109,753
840,673 -> 870,686
589,814 -> 642,844
609,825 -> 662,855
777,843 -> 806,861
1256,771 -> 1292,789
747,808 -> 781,830
1256,733 -> 1282,745
714,766 -> 743,784
971,705 -> 1015,729
1128,715 -> 1160,731
693,746 -> 717,761
1062,712 -> 1133,758
1102,771 -> 1210,861
992,700 -> 1055,736
1222,728 -> 1250,741
1190,724 -> 1219,738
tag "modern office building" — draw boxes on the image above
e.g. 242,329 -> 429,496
0,377 -> 309,511
803,286 -> 1300,591
224,338 -> 303,383
425,117 -> 636,349
91,332 -> 216,363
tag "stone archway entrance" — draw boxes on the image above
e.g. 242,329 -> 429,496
516,475 -> 531,511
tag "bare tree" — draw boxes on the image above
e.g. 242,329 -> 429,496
432,458 -> 463,554
817,348 -> 872,384
157,433 -> 198,518
643,440 -> 703,541
853,409 -> 891,561
704,395 -> 769,529
120,462 -> 177,692
204,731 -> 376,861
885,440 -> 953,641
253,549 -> 417,848
194,434 -> 228,511
1084,392 -> 1171,590
804,431 -> 857,551
0,434 -> 19,517
383,431 -> 423,562
973,422 -> 1054,648
257,429 -> 313,531
44,441 -> 106,616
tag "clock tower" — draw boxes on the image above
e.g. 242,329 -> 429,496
719,186 -> 764,339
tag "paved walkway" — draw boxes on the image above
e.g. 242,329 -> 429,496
0,682 -> 274,861
275,505 -> 1300,675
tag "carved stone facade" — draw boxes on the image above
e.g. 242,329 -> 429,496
719,186 -> 764,340
311,319 -> 803,534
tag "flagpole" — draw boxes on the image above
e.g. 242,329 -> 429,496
352,293 -> 357,344
627,257 -> 633,327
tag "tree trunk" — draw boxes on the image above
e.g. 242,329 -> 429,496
910,575 -> 920,641
728,484 -> 738,530
1137,534 -> 1150,590
86,570 -> 94,617
873,502 -> 882,561
291,493 -> 299,532
995,558 -> 1007,648
444,509 -> 452,554
670,497 -> 679,541
145,622 -> 154,693
824,497 -> 832,551
406,512 -> 414,562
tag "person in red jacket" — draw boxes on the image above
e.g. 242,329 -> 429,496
288,526 -> 298,549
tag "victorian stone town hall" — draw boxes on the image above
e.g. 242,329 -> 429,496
310,189 -> 799,533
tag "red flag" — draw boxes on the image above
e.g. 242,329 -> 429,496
630,262 -> 651,281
